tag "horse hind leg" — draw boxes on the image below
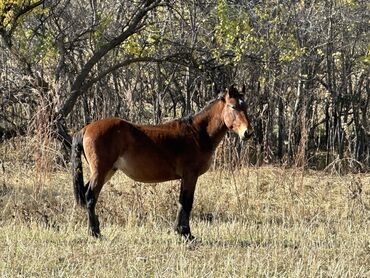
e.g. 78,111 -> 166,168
85,169 -> 117,237
85,173 -> 106,238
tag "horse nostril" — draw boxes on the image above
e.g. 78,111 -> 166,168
244,129 -> 254,140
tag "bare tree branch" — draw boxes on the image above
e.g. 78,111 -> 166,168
57,0 -> 162,119
80,53 -> 193,92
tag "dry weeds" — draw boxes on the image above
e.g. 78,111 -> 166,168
0,138 -> 369,277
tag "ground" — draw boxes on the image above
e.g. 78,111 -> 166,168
0,153 -> 369,277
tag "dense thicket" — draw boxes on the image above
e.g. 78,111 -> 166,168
0,0 -> 369,171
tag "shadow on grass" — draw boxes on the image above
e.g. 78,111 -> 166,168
184,237 -> 300,251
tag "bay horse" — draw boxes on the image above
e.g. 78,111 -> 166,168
71,85 -> 253,240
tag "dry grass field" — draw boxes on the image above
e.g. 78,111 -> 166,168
0,139 -> 369,277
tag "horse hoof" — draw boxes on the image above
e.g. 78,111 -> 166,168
89,229 -> 101,238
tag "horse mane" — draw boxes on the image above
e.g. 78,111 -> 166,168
178,96 -> 224,125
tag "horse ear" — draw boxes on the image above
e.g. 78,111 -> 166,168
227,85 -> 239,98
223,88 -> 230,101
219,90 -> 226,101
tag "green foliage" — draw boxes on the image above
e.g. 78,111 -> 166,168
36,30 -> 58,66
0,0 -> 46,31
91,12 -> 112,49
0,0 -> 53,65
213,1 -> 306,65
341,0 -> 360,9
90,11 -> 161,57
213,0 -> 253,63
8,7 -> 55,66
118,4 -> 167,57
357,43 -> 370,65
0,0 -> 19,29
121,33 -> 143,56
121,29 -> 160,57
0,0 -> 369,169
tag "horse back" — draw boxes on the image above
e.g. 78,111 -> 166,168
81,117 -> 212,182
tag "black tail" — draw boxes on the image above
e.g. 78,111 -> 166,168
71,129 -> 87,207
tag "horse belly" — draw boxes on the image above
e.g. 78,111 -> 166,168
113,155 -> 179,183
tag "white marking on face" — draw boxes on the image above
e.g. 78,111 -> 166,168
238,126 -> 248,140
238,126 -> 253,141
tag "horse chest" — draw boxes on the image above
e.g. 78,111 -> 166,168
198,156 -> 213,175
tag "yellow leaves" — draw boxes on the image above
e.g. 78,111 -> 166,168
122,33 -> 142,56
121,32 -> 157,57
13,24 -> 58,67
0,0 -> 16,29
358,48 -> 370,65
0,0 -> 47,31
0,0 -> 56,67
317,49 -> 324,57
91,13 -> 112,48
214,0 -> 252,64
278,35 -> 306,63
254,6 -> 270,21
341,0 -> 358,9
297,0 -> 305,10
38,32 -> 58,66
213,0 -> 308,65
280,53 -> 296,63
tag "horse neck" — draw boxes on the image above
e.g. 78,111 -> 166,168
192,100 -> 228,149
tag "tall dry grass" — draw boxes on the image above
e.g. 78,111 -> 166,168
0,137 -> 369,277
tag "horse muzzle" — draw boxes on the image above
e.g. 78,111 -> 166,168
240,128 -> 254,141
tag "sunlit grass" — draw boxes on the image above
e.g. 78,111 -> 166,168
0,142 -> 369,277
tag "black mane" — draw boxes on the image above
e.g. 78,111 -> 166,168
178,97 -> 224,125
179,114 -> 193,125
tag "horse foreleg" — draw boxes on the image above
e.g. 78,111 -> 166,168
175,174 -> 198,240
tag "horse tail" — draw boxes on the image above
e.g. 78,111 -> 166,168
71,128 -> 87,207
